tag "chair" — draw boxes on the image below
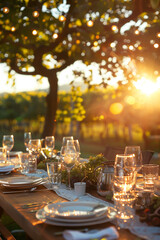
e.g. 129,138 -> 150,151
103,146 -> 154,164
0,221 -> 16,240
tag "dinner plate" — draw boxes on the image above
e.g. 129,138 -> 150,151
44,202 -> 108,219
46,211 -> 110,223
0,176 -> 43,189
36,207 -> 116,227
0,176 -> 42,185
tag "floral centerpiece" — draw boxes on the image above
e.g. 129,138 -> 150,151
62,154 -> 108,190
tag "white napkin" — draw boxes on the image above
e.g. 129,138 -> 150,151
129,226 -> 160,240
0,165 -> 15,172
63,226 -> 119,240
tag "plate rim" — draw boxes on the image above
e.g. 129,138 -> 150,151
44,201 -> 108,219
36,208 -> 114,227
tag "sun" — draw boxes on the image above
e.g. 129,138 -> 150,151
133,77 -> 160,96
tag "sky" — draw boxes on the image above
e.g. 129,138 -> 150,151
0,63 -> 49,93
0,61 -> 120,94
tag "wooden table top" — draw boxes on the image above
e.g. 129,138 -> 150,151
0,173 -> 143,240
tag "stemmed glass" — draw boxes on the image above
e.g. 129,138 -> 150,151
60,145 -> 77,190
2,135 -> 14,161
62,136 -> 73,147
67,139 -> 80,161
45,136 -> 55,158
28,139 -> 41,156
24,132 -> 31,152
124,146 -> 143,173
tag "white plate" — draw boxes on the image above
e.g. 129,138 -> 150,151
44,202 -> 108,219
0,176 -> 42,185
46,211 -> 109,223
0,176 -> 43,189
36,207 -> 116,227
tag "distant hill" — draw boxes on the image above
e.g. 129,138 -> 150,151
0,82 -> 87,96
58,83 -> 87,91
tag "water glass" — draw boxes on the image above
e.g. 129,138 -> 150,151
142,164 -> 159,192
0,147 -> 7,163
113,154 -> 136,225
46,162 -> 61,189
28,155 -> 37,173
21,153 -> 29,174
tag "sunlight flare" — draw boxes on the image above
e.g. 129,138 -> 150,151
133,77 -> 160,96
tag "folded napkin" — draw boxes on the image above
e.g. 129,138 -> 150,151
129,226 -> 160,240
0,165 -> 15,172
63,226 -> 119,240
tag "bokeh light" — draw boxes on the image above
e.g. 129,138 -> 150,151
157,32 -> 160,38
11,26 -> 16,32
52,33 -> 58,39
93,41 -> 98,47
111,25 -> 118,32
125,96 -> 135,105
135,30 -> 140,35
87,18 -> 94,27
3,7 -> 9,14
110,102 -> 123,115
32,29 -> 38,35
154,43 -> 159,48
33,11 -> 39,18
59,14 -> 66,22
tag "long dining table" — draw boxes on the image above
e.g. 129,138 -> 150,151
0,172 -> 144,240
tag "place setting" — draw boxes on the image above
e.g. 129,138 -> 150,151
36,201 -> 117,227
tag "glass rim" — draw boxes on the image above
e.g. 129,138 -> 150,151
3,135 -> 14,137
116,153 -> 135,158
143,163 -> 159,168
125,145 -> 140,148
45,136 -> 55,139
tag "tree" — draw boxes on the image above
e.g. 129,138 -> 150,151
0,0 -> 160,137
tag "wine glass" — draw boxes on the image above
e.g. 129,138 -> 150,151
124,146 -> 143,172
62,136 -> 73,147
2,135 -> 14,161
45,136 -> 55,158
60,145 -> 77,190
24,132 -> 31,152
67,139 -> 80,161
28,139 -> 41,155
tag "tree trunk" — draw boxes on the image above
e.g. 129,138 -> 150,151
42,71 -> 58,138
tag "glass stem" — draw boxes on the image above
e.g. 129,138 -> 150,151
7,150 -> 10,161
67,169 -> 71,190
